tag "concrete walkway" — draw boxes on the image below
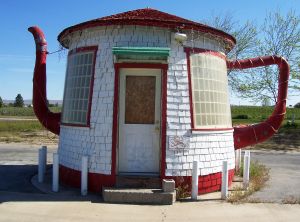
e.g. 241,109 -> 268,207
0,198 -> 299,222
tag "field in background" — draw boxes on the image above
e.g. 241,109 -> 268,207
1,106 -> 299,120
0,107 -> 61,117
0,106 -> 299,149
231,106 -> 300,124
0,107 -> 60,144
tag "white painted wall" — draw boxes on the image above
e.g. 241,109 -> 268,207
58,25 -> 234,177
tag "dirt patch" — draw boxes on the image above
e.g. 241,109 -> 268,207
253,129 -> 300,152
0,131 -> 58,146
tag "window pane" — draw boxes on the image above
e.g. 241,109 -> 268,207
62,51 -> 95,125
190,53 -> 232,128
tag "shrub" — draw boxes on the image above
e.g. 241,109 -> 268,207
284,121 -> 298,128
228,160 -> 270,203
232,114 -> 249,119
175,177 -> 191,200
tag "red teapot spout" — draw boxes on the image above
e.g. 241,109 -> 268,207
227,56 -> 289,149
28,26 -> 61,135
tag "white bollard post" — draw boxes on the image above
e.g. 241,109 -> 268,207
81,156 -> 88,196
221,161 -> 228,200
52,153 -> 59,192
243,151 -> 251,189
235,149 -> 241,172
38,148 -> 44,183
191,161 -> 199,200
41,146 -> 47,174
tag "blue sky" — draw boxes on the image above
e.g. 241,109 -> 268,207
0,0 -> 299,105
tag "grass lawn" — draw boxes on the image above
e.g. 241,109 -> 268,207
0,107 -> 61,116
0,120 -> 58,144
0,106 -> 299,149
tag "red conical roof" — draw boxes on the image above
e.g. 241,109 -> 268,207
58,8 -> 236,49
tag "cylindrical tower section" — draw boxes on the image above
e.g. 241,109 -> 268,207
56,8 -> 236,193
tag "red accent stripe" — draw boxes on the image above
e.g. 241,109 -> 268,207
160,67 -> 168,179
60,164 -> 234,194
68,46 -> 99,55
184,47 -> 226,60
191,128 -> 233,131
59,164 -> 115,192
111,64 -> 120,178
186,49 -> 195,129
166,169 -> 235,194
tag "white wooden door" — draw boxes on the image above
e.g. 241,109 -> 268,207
118,68 -> 161,175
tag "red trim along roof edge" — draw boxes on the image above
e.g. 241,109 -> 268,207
57,8 -> 236,50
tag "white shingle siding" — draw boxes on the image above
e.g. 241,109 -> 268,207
58,25 -> 234,176
165,131 -> 234,176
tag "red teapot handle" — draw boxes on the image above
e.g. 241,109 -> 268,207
227,56 -> 290,149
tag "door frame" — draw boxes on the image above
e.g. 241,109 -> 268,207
118,69 -> 161,175
112,63 -> 168,180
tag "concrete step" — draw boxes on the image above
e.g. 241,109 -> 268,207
103,188 -> 176,205
116,176 -> 161,189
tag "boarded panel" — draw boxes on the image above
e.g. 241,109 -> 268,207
125,76 -> 156,124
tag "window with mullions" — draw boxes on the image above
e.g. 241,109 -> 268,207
190,52 -> 232,129
61,49 -> 96,126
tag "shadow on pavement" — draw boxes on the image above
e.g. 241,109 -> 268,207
0,164 -> 103,204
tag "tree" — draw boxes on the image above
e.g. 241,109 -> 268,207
206,10 -> 300,104
261,97 -> 271,107
14,94 -> 24,107
0,96 -> 3,108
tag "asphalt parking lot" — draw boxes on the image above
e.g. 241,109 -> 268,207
249,151 -> 300,203
0,144 -> 56,194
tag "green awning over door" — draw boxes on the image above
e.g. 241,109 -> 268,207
112,47 -> 170,61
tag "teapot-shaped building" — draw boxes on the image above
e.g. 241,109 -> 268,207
29,8 -> 289,193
